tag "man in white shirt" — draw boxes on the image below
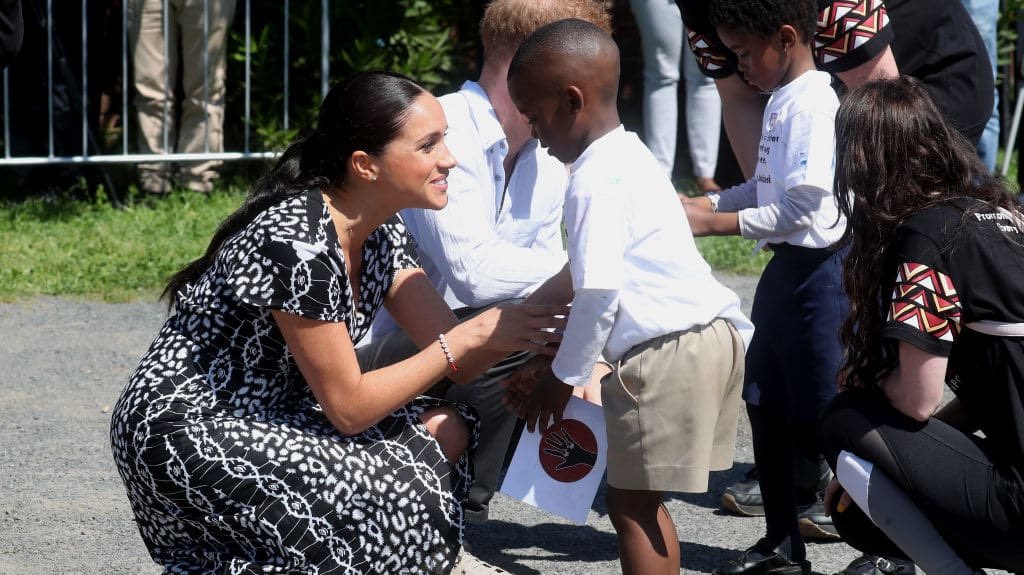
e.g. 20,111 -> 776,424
357,0 -> 612,523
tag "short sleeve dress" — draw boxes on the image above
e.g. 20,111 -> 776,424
110,188 -> 477,575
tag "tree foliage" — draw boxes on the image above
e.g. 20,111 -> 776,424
224,0 -> 479,153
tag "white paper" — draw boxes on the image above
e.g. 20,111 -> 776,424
499,396 -> 607,525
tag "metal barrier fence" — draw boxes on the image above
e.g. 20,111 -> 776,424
0,0 -> 332,167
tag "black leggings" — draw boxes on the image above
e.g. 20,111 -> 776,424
819,392 -> 1024,572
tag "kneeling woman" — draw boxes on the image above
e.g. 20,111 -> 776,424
110,71 -> 566,574
821,76 -> 1024,574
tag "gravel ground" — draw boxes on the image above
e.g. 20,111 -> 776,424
0,274 -> 872,575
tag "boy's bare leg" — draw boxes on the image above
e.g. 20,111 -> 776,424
607,487 -> 680,575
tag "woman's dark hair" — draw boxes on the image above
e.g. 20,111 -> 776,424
708,0 -> 817,42
834,75 -> 1017,391
162,71 -> 426,308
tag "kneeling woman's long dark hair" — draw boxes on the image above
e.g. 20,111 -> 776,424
161,71 -> 426,308
833,76 -> 1018,391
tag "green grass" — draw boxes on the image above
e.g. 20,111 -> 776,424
0,187 -> 246,302
695,236 -> 771,276
0,180 -> 768,302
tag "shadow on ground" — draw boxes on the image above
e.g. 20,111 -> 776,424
466,519 -> 620,574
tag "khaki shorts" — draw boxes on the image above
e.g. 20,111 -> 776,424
602,318 -> 744,492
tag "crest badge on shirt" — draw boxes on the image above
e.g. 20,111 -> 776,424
767,112 -> 779,132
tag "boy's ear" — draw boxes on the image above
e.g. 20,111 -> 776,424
778,24 -> 799,52
566,85 -> 584,114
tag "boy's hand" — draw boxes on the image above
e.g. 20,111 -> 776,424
684,201 -> 717,236
679,193 -> 712,211
503,361 -> 573,433
684,204 -> 741,236
502,356 -> 550,410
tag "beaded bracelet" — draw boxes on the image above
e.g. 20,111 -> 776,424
437,333 -> 459,372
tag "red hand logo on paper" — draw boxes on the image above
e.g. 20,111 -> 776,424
539,419 -> 598,483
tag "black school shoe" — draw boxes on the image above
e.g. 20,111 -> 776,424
837,554 -> 915,575
713,539 -> 812,575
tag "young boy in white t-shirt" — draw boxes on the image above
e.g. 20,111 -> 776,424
503,18 -> 754,575
681,1 -> 847,573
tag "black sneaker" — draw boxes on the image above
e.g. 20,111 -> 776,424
837,554 -> 915,575
797,499 -> 841,541
722,467 -> 765,516
713,539 -> 811,575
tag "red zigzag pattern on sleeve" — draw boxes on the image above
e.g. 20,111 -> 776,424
814,0 -> 890,67
888,262 -> 961,342
687,29 -> 730,75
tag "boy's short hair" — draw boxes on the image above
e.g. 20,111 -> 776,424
510,18 -> 606,65
708,0 -> 817,42
480,0 -> 612,65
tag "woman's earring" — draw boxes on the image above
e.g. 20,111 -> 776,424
370,174 -> 377,182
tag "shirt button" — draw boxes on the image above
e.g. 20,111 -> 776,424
494,175 -> 502,182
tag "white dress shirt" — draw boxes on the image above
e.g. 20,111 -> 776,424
366,81 -> 569,340
551,126 -> 754,386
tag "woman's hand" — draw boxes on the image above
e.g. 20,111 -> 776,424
464,303 -> 569,356
823,476 -> 851,516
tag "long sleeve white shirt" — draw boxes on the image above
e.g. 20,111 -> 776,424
716,70 -> 845,249
365,81 -> 569,341
551,126 -> 754,386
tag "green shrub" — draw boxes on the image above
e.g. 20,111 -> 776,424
225,0 -> 472,154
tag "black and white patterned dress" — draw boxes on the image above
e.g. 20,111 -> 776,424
111,188 -> 476,574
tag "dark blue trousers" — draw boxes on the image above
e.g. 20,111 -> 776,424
744,243 -> 849,560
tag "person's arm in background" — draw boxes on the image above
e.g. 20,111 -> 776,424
714,75 -> 768,179
834,46 -> 899,88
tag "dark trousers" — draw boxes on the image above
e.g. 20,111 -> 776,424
820,391 -> 1024,572
744,244 -> 849,560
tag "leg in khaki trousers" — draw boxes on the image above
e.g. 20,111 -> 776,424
127,0 -> 234,194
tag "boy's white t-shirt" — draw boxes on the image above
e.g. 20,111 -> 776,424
728,69 -> 844,249
551,126 -> 754,386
